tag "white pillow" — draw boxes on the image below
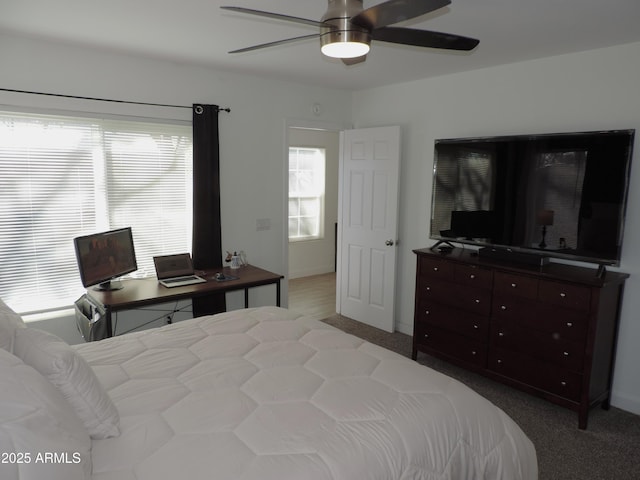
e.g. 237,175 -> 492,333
14,327 -> 120,439
0,297 -> 25,352
0,348 -> 91,480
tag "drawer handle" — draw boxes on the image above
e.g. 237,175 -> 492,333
473,324 -> 479,329
433,267 -> 439,272
560,381 -> 567,387
470,274 -> 476,279
426,286 -> 431,291
500,305 -> 507,311
474,299 -> 480,304
511,283 -> 517,288
563,351 -> 570,357
497,359 -> 503,364
498,332 -> 504,337
425,310 -> 430,315
560,292 -> 567,298
566,322 -> 573,327
471,350 -> 477,355
424,334 -> 429,339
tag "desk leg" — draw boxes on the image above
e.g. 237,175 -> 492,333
243,280 -> 281,309
105,310 -> 114,338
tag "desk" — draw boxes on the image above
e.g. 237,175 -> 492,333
87,265 -> 283,337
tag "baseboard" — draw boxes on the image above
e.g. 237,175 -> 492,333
610,391 -> 640,416
289,266 -> 335,280
395,320 -> 413,336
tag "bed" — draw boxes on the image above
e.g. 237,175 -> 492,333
1,300 -> 537,479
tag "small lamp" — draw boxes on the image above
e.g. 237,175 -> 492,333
320,29 -> 370,58
536,209 -> 554,249
320,0 -> 371,60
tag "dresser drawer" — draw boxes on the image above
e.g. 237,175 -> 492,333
538,280 -> 591,312
416,324 -> 487,368
536,304 -> 589,342
417,278 -> 492,316
454,264 -> 493,288
489,348 -> 582,402
492,293 -> 539,324
492,293 -> 588,343
417,299 -> 489,341
418,256 -> 455,281
494,272 -> 538,299
491,322 -> 585,371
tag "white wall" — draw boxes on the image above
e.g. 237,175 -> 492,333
0,32 -> 352,320
288,128 -> 339,279
351,41 -> 640,415
2,30 -> 639,415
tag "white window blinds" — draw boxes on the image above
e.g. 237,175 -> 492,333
288,147 -> 325,240
0,111 -> 193,314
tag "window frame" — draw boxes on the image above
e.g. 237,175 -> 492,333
0,108 -> 193,315
288,146 -> 326,242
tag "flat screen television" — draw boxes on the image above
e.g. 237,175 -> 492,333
74,227 -> 138,290
430,129 -> 635,266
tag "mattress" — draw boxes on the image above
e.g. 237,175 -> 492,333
74,306 -> 537,480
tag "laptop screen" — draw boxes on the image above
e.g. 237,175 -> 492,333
153,253 -> 195,279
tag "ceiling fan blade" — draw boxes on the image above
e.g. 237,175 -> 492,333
351,0 -> 451,30
228,34 -> 319,54
342,55 -> 367,66
221,6 -> 326,28
372,27 -> 479,51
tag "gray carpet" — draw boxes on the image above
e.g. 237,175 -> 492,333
322,313 -> 640,480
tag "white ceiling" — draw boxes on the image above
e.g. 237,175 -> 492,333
2,0 -> 640,90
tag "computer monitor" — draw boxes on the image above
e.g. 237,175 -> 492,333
73,227 -> 138,291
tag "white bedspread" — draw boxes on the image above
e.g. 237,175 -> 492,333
74,307 -> 537,480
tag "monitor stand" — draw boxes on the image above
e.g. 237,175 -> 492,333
93,280 -> 124,291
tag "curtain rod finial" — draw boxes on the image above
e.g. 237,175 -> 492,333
193,105 -> 230,114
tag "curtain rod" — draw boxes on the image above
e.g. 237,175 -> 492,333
0,88 -> 230,113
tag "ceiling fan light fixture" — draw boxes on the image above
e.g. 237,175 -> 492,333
223,0 -> 480,62
320,29 -> 370,58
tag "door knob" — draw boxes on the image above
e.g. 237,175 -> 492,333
385,240 -> 394,246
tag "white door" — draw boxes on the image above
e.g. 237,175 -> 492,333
337,126 -> 400,332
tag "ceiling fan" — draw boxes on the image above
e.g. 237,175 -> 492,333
221,0 -> 479,65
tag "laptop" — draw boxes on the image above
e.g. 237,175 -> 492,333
153,253 -> 206,288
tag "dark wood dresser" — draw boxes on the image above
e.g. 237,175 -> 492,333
412,247 -> 628,429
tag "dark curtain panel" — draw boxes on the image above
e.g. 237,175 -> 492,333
192,104 -> 225,316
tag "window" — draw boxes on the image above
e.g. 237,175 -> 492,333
0,111 -> 193,314
288,147 -> 325,241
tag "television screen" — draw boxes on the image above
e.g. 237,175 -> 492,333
74,227 -> 138,290
430,129 -> 635,266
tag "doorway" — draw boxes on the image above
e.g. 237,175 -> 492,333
284,123 -> 400,333
285,121 -> 341,318
288,272 -> 336,321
